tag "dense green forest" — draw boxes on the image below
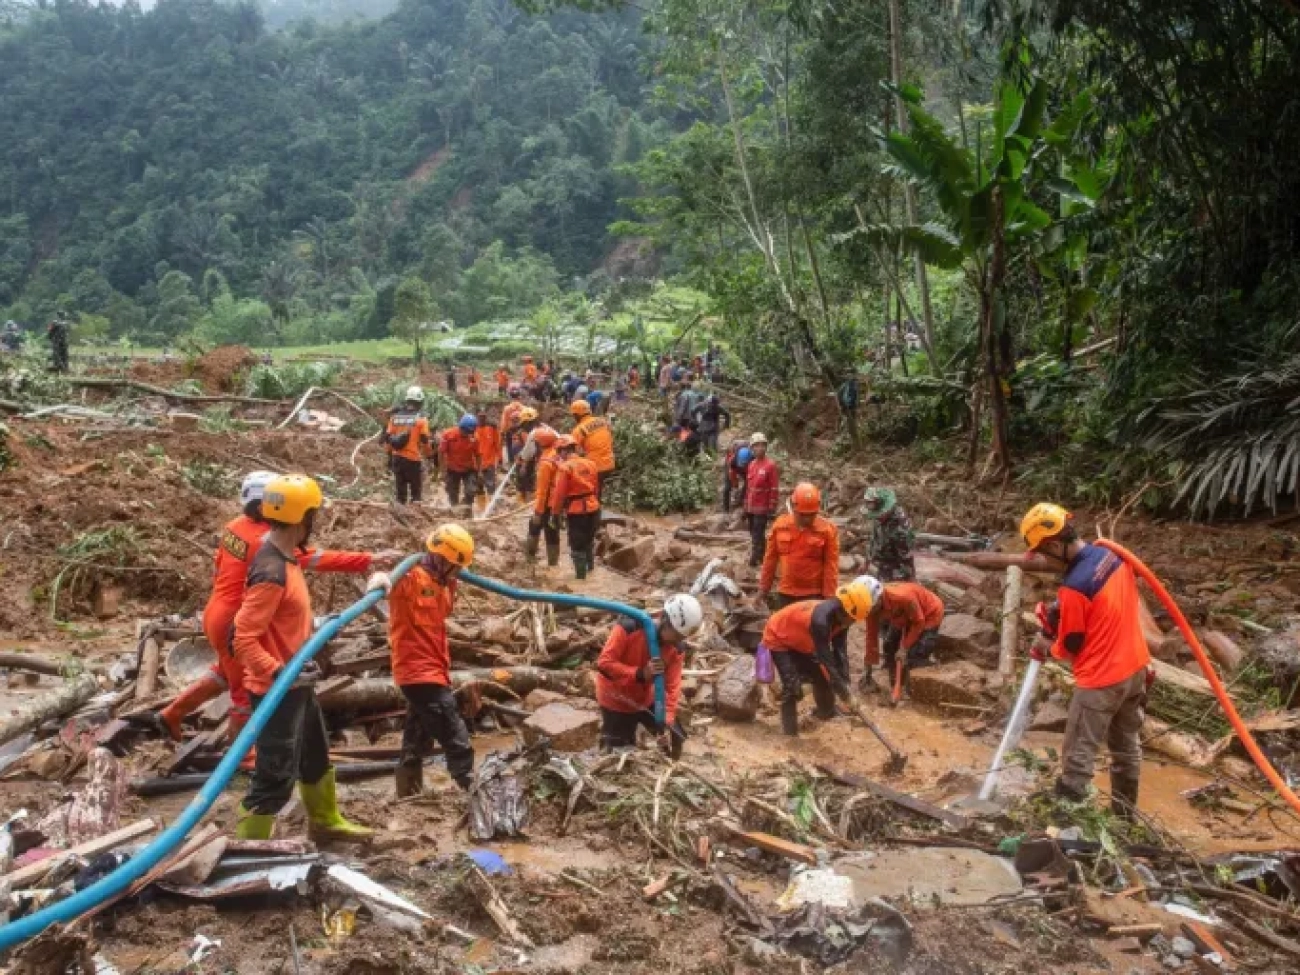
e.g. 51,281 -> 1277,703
0,0 -> 661,344
3,0 -> 1299,517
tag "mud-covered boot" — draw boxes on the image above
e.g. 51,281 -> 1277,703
546,542 -> 560,567
524,533 -> 539,561
234,803 -> 276,840
299,769 -> 375,844
394,763 -> 423,799
157,673 -> 226,741
780,699 -> 800,737
1110,776 -> 1139,822
573,553 -> 589,580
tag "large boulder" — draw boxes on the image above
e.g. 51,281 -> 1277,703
909,661 -> 988,709
713,655 -> 761,722
604,536 -> 657,573
521,703 -> 601,751
937,613 -> 998,662
916,555 -> 987,589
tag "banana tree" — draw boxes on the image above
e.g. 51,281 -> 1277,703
849,59 -> 1094,477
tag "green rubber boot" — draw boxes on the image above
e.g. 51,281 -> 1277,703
234,803 -> 276,840
299,769 -> 374,844
573,553 -> 588,580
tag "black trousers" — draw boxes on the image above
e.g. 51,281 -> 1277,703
393,457 -> 423,504
600,707 -> 684,759
527,514 -> 561,547
883,627 -> 940,672
722,475 -> 745,512
478,465 -> 497,496
747,512 -> 771,566
517,461 -> 536,496
399,683 -> 474,784
445,469 -> 474,506
245,687 -> 331,815
567,511 -> 599,561
772,651 -> 836,735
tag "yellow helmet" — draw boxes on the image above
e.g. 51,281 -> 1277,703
569,399 -> 591,417
835,581 -> 874,622
426,524 -> 474,567
1020,503 -> 1072,551
519,407 -> 539,423
261,475 -> 325,526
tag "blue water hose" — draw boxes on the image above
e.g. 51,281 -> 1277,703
0,554 -> 423,953
459,570 -> 665,725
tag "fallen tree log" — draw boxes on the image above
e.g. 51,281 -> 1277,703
0,673 -> 99,747
67,377 -> 277,406
943,551 -> 1059,573
318,668 -> 585,713
0,653 -> 70,677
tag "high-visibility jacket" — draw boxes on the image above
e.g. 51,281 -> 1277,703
533,449 -> 561,515
865,583 -> 945,665
468,370 -> 481,391
573,416 -> 615,473
761,599 -> 847,674
439,428 -> 479,473
388,560 -> 457,686
551,455 -> 601,515
495,369 -> 510,390
524,363 -> 538,383
760,513 -> 840,598
475,422 -> 502,468
744,457 -> 780,515
596,617 -> 684,725
386,410 -> 432,462
233,545 -> 313,697
1052,544 -> 1151,689
628,367 -> 640,389
501,400 -> 524,434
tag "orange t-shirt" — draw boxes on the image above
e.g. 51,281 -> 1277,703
865,582 -> 945,664
1053,544 -> 1151,689
495,369 -> 510,389
439,428 -> 480,473
524,363 -> 538,383
232,545 -> 313,697
551,455 -> 601,515
388,562 -> 457,686
573,416 -> 615,473
475,423 -> 502,467
760,513 -> 840,598
595,619 -> 684,725
386,411 -> 432,462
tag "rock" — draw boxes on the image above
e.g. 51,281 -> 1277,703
1170,936 -> 1196,960
916,554 -> 987,589
521,703 -> 601,752
664,541 -> 693,561
1029,697 -> 1070,733
908,662 -> 987,709
937,613 -> 998,659
523,689 -> 568,710
1201,630 -> 1243,672
713,655 -> 761,722
92,584 -> 122,619
604,536 -> 656,572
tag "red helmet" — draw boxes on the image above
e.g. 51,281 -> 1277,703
791,482 -> 821,514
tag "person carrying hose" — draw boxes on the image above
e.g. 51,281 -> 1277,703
231,476 -> 374,842
856,574 -> 945,703
367,525 -> 477,797
154,472 -> 394,759
596,594 -> 704,759
758,482 -> 840,611
550,435 -> 601,580
1020,503 -> 1152,819
386,386 -> 434,505
569,398 -> 616,499
525,427 -> 562,566
761,583 -> 872,736
743,433 -> 780,567
438,414 -> 481,508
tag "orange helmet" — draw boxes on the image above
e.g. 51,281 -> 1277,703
791,482 -> 821,514
533,427 -> 558,449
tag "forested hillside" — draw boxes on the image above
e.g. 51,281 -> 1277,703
0,0 -> 660,343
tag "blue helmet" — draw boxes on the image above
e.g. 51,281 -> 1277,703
458,414 -> 478,434
737,447 -> 753,467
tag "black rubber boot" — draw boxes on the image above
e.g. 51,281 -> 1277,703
1110,777 -> 1140,821
780,699 -> 799,737
524,534 -> 539,560
574,553 -> 588,580
546,542 -> 560,567
395,763 -> 423,799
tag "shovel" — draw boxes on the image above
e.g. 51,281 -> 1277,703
842,690 -> 908,775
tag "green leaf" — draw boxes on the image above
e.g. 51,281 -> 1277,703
1044,91 -> 1094,148
1066,287 -> 1098,322
1046,176 -> 1098,208
1012,79 -> 1049,142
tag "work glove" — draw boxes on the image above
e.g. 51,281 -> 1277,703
366,572 -> 392,595
1035,601 -> 1060,639
1029,634 -> 1051,664
637,658 -> 666,683
290,660 -> 323,690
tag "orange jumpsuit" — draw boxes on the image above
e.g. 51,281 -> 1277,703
524,362 -> 538,384
596,620 -> 684,726
759,513 -> 840,600
495,368 -> 511,393
864,582 -> 945,666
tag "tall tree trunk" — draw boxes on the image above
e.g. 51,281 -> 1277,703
888,0 -> 940,376
985,187 -> 1013,477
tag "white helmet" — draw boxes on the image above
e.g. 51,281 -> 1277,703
852,574 -> 885,607
240,470 -> 279,506
404,385 -> 425,404
749,432 -> 768,445
663,594 -> 704,636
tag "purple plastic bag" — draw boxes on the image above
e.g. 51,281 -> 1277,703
754,643 -> 775,684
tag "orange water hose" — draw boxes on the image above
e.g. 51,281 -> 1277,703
1095,538 -> 1300,818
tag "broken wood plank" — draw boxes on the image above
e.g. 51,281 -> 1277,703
1106,924 -> 1162,939
135,638 -> 162,701
642,874 -> 672,900
5,818 -> 157,889
1221,908 -> 1300,960
816,764 -> 970,829
726,828 -> 818,865
998,566 -> 1023,680
1181,922 -> 1234,970
1150,659 -> 1214,697
712,866 -> 775,934
313,675 -> 356,702
0,673 -> 99,748
327,651 -> 391,676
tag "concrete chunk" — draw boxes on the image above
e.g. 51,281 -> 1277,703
521,703 -> 601,752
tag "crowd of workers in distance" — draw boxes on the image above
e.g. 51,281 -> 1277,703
142,344 -> 1154,841
1,314 -> 70,371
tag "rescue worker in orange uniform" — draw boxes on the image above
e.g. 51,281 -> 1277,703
523,355 -> 538,386
474,407 -> 502,498
495,364 -> 511,396
525,427 -> 562,565
467,367 -> 481,396
760,583 -> 872,737
550,436 -> 601,579
569,398 -> 616,498
855,575 -> 945,704
515,407 -> 549,499
596,594 -> 704,759
1021,504 -> 1152,818
367,525 -> 476,796
501,388 -> 525,463
231,476 -> 374,842
438,414 -> 481,507
386,386 -> 434,505
759,482 -> 840,609
155,473 -> 389,756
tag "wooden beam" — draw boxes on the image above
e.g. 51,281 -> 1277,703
726,828 -> 819,865
816,764 -> 970,830
5,818 -> 157,889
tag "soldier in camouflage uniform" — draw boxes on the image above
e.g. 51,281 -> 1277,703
864,488 -> 915,582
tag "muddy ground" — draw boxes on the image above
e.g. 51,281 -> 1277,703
2,354 -> 1300,973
